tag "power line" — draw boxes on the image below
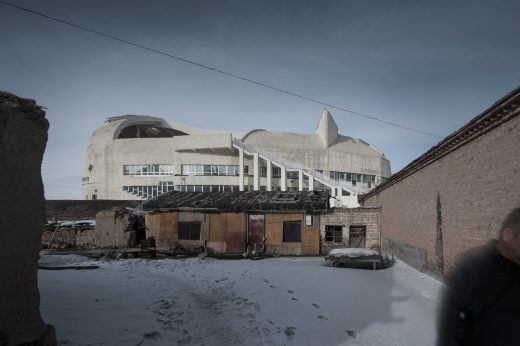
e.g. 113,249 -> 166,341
0,0 -> 442,139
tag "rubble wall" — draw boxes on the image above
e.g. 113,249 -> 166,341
319,208 -> 380,254
0,92 -> 56,344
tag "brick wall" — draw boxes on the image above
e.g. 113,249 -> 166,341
319,208 -> 380,254
364,113 -> 520,278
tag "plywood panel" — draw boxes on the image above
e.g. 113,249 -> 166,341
225,213 -> 246,253
145,213 -> 161,239
301,226 -> 320,255
265,213 -> 303,246
157,212 -> 178,247
209,213 -> 227,242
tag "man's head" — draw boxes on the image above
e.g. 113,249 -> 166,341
497,208 -> 520,265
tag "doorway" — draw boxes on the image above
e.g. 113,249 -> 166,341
349,226 -> 366,248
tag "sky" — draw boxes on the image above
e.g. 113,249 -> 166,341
1,0 -> 519,199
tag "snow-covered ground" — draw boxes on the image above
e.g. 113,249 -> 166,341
38,255 -> 442,346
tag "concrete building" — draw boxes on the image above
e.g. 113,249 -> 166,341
361,86 -> 520,279
82,110 -> 391,206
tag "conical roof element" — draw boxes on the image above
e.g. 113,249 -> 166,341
315,109 -> 338,147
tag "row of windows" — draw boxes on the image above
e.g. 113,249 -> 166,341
181,164 -> 246,176
123,182 -> 174,199
329,171 -> 376,184
124,165 -> 173,176
175,185 -> 242,192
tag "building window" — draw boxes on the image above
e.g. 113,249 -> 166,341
286,171 -> 299,180
91,194 -> 97,200
82,177 -> 89,182
260,166 -> 281,178
283,221 -> 301,242
124,164 -> 173,176
325,225 -> 343,243
174,185 -> 240,192
181,164 -> 241,176
178,222 -> 201,240
305,214 -> 313,226
329,171 -> 376,184
123,181 -> 174,199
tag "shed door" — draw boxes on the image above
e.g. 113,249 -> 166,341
349,226 -> 366,248
248,214 -> 265,252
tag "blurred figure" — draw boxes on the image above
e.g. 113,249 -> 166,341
437,208 -> 520,346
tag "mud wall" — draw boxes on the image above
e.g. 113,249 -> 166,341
0,92 -> 55,344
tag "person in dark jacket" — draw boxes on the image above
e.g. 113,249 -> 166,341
437,208 -> 520,346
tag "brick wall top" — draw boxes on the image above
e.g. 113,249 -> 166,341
361,86 -> 520,202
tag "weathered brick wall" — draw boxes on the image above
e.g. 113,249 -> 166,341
42,229 -> 96,249
364,114 -> 520,278
319,208 -> 380,254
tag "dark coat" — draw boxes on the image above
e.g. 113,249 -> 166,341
437,241 -> 520,346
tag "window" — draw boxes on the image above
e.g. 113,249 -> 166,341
123,182 -> 174,199
178,222 -> 201,240
287,171 -> 299,180
91,194 -> 97,200
124,164 -> 173,176
181,164 -> 241,176
283,221 -> 301,242
305,214 -> 313,226
325,225 -> 342,243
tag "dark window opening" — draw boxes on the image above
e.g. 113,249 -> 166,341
118,124 -> 188,139
283,221 -> 301,242
178,222 -> 201,240
325,225 -> 342,243
91,194 -> 97,200
349,226 -> 366,248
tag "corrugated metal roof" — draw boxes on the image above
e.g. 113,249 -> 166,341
142,190 -> 329,213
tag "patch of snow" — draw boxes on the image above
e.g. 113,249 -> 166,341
39,256 -> 442,346
327,248 -> 380,257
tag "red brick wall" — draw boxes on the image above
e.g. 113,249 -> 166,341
364,115 -> 520,278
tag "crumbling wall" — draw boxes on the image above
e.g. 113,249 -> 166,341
95,210 -> 136,248
0,92 -> 56,344
319,208 -> 380,254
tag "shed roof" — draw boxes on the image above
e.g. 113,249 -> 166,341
142,190 -> 329,213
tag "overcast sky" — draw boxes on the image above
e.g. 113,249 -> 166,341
1,0 -> 519,199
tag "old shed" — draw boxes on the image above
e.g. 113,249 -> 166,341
142,190 -> 329,255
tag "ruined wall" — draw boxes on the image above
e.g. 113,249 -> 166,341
42,229 -> 96,249
364,115 -> 520,278
319,208 -> 380,254
95,210 -> 137,248
0,92 -> 55,344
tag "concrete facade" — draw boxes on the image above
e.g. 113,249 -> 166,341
362,87 -> 520,278
82,110 -> 391,203
0,92 -> 56,345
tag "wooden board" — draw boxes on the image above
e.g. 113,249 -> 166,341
301,226 -> 320,255
225,213 -> 246,254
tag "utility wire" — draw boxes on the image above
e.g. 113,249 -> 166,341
0,0 -> 442,139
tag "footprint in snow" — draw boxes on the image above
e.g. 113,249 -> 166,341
269,284 -> 276,288
284,327 -> 297,340
291,297 -> 299,301
317,315 -> 328,321
346,330 -> 357,338
312,303 -> 320,309
287,290 -> 295,294
263,278 -> 270,283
